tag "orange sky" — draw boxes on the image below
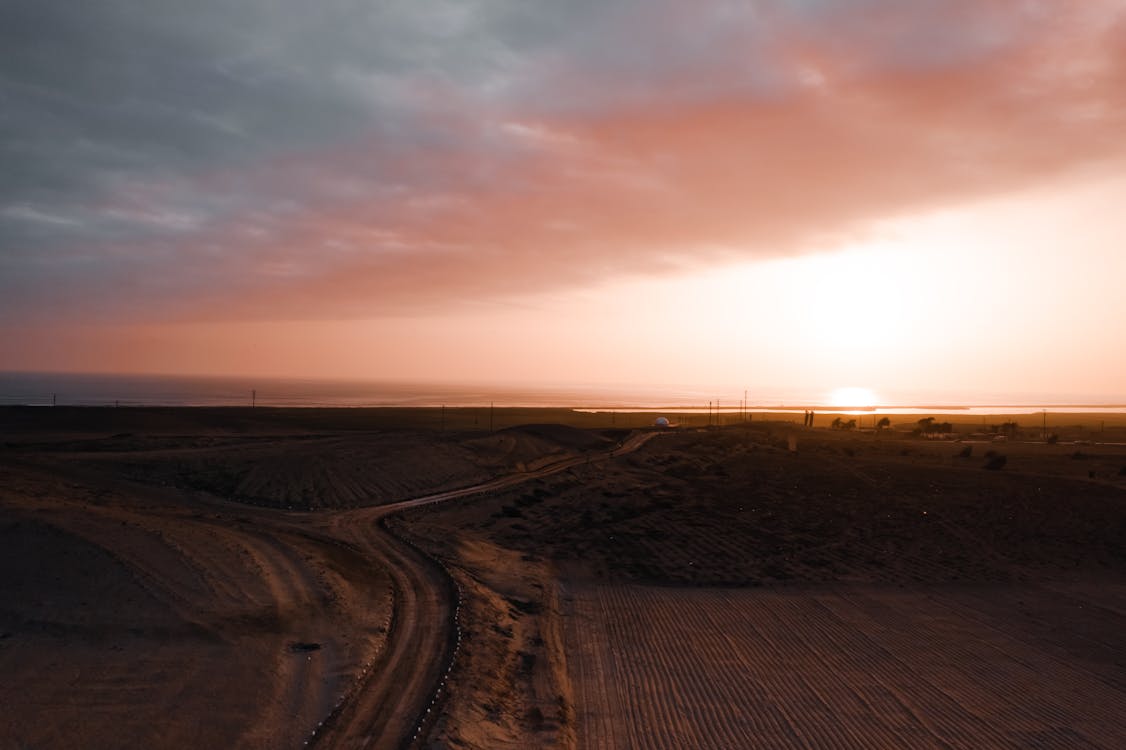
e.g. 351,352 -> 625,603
3,1 -> 1125,401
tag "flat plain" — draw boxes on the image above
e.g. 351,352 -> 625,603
2,406 -> 1125,748
398,420 -> 1126,749
563,583 -> 1126,749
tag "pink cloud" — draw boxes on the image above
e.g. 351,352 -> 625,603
62,1 -> 1126,324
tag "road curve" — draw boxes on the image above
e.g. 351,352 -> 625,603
310,430 -> 660,750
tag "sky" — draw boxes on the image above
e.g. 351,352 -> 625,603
2,1 -> 1125,403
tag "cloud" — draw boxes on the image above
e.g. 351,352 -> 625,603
3,0 -> 1125,323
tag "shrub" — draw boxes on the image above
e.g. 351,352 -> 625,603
984,454 -> 1007,470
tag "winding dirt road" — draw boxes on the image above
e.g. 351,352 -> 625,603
311,430 -> 659,750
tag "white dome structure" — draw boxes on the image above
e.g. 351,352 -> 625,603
654,416 -> 670,427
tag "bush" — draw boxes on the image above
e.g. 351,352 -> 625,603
999,421 -> 1019,436
915,417 -> 953,436
984,454 -> 1007,470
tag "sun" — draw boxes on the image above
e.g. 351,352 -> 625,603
828,387 -> 879,408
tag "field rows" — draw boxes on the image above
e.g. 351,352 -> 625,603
564,583 -> 1126,749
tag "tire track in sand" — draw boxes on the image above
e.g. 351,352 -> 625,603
310,431 -> 660,749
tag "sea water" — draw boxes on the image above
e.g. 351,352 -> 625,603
1,371 -> 1124,414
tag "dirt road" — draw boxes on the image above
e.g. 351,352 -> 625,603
310,430 -> 659,749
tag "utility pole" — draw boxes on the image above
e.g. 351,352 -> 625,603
1042,409 -> 1047,440
252,389 -> 256,408
52,393 -> 56,407
490,402 -> 494,432
441,404 -> 445,432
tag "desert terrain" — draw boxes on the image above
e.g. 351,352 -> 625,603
2,406 -> 1125,748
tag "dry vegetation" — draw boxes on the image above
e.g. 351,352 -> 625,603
399,424 -> 1126,749
404,427 -> 1126,586
3,407 -> 1126,749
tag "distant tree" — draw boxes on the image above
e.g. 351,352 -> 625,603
915,417 -> 952,436
831,417 -> 843,430
876,416 -> 891,431
843,418 -> 857,431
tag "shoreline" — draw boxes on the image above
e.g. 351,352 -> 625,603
5,371 -> 1124,414
5,404 -> 1126,433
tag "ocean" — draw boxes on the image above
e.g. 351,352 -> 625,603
1,371 -> 1124,414
0,372 -> 738,409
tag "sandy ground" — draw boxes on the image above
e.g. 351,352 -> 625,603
0,408 -> 613,749
0,461 -> 393,749
562,583 -> 1126,749
3,407 -> 1125,749
399,424 -> 1126,749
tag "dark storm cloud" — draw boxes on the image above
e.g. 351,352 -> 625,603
2,1 -> 463,221
0,0 -> 544,316
0,0 -> 948,245
0,0 -> 665,319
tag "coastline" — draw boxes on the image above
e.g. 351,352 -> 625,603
4,371 -> 1124,414
5,403 -> 1126,434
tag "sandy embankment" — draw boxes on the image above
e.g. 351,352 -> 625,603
0,460 -> 394,749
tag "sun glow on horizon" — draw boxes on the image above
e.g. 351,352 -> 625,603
829,387 -> 879,408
